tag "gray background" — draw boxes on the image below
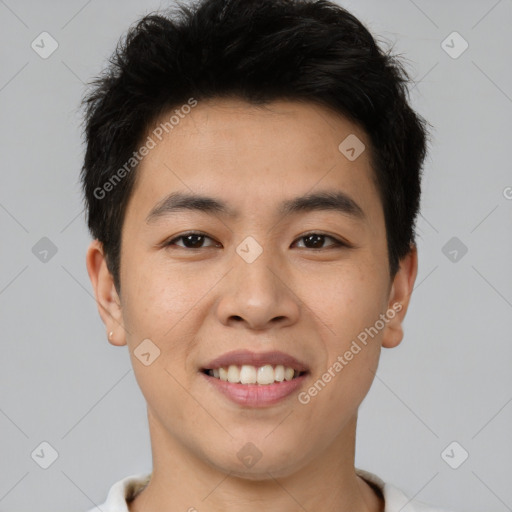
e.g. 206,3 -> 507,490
0,0 -> 511,511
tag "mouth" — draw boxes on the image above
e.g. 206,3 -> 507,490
200,350 -> 310,407
201,365 -> 307,385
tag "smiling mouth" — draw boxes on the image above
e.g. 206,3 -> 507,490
201,364 -> 307,385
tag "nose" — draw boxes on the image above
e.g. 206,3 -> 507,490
215,248 -> 300,331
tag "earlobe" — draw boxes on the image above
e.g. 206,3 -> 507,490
381,244 -> 418,349
85,240 -> 127,346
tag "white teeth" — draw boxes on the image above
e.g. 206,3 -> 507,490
284,367 -> 294,381
257,364 -> 275,385
240,365 -> 257,384
227,365 -> 240,383
208,364 -> 302,384
274,365 -> 285,382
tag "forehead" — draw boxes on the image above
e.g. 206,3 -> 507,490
151,98 -> 371,163
125,98 -> 382,229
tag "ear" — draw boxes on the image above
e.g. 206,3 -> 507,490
85,239 -> 127,346
381,243 -> 418,349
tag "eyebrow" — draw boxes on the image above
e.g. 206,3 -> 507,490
145,190 -> 365,224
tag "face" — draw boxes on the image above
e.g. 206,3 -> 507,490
87,98 -> 417,479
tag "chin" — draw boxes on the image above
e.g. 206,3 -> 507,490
220,463 -> 299,481
205,447 -> 304,481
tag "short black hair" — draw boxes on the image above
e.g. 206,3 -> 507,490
81,0 -> 429,294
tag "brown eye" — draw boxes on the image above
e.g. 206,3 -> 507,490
293,233 -> 345,249
166,232 -> 221,249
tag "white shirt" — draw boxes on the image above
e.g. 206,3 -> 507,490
85,468 -> 452,511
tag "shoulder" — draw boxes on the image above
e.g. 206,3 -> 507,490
84,472 -> 152,512
356,468 -> 454,512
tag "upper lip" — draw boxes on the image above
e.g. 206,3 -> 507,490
202,350 -> 309,372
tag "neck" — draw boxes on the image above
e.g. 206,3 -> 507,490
129,409 -> 384,512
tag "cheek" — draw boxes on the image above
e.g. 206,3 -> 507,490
319,262 -> 387,399
300,259 -> 388,342
120,264 -> 199,422
120,257 -> 222,381
298,260 -> 387,403
121,256 -> 199,336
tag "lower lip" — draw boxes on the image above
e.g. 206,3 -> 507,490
201,372 -> 308,407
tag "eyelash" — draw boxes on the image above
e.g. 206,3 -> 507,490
164,231 -> 349,250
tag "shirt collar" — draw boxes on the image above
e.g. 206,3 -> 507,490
91,468 -> 435,512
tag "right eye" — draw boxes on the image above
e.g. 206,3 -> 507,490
164,231 -> 222,249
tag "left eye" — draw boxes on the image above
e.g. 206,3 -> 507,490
293,233 -> 345,249
165,232 -> 345,250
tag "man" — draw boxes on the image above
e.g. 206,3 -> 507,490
82,0 -> 450,510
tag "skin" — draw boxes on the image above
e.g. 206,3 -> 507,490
86,98 -> 418,512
